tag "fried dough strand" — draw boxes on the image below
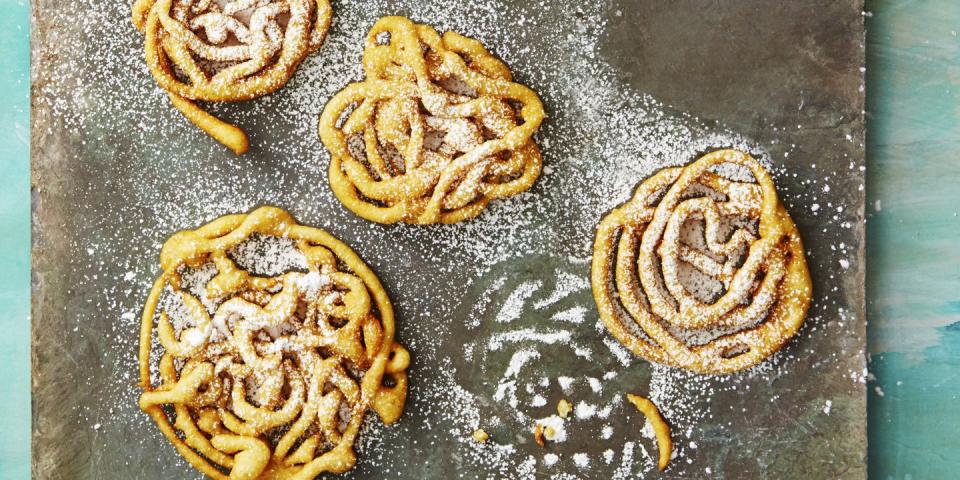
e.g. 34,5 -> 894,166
592,149 -> 812,374
132,0 -> 332,153
138,206 -> 409,479
319,16 -> 545,224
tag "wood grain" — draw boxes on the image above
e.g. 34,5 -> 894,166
866,0 -> 960,477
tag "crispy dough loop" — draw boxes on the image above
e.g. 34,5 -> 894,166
138,206 -> 408,479
319,16 -> 546,224
626,394 -> 672,471
132,0 -> 332,153
591,149 -> 812,374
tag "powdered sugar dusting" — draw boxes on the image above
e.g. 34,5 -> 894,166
35,0 -> 860,477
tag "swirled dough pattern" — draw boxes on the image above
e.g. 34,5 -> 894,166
591,150 -> 812,374
132,0 -> 332,154
319,16 -> 545,224
138,206 -> 409,479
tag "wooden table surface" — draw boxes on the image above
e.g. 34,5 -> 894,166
2,0 -> 957,477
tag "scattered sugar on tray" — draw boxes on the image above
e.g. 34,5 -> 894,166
572,345 -> 594,360
602,336 -> 634,367
574,402 -> 597,420
550,305 -> 588,324
467,276 -> 507,329
533,271 -> 589,310
487,329 -> 571,351
504,348 -> 540,378
603,449 -> 615,464
572,452 -> 590,468
494,280 -> 541,323
493,349 -> 541,416
40,0 -> 859,476
612,442 -> 637,479
587,377 -> 603,393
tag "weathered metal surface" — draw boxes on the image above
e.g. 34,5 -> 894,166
32,1 -> 865,478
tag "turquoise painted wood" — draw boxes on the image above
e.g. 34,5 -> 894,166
0,0 -> 31,478
4,0 -> 958,478
866,1 -> 960,478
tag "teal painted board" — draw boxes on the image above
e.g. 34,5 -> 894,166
866,0 -> 960,478
0,0 -> 31,478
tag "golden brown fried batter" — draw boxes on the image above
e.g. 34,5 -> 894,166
319,16 -> 545,224
133,0 -> 332,153
626,394 -> 672,471
592,149 -> 812,374
138,206 -> 408,479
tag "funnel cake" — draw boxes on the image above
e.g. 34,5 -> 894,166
132,0 -> 332,154
591,150 -> 811,374
137,206 -> 409,479
318,16 -> 545,224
